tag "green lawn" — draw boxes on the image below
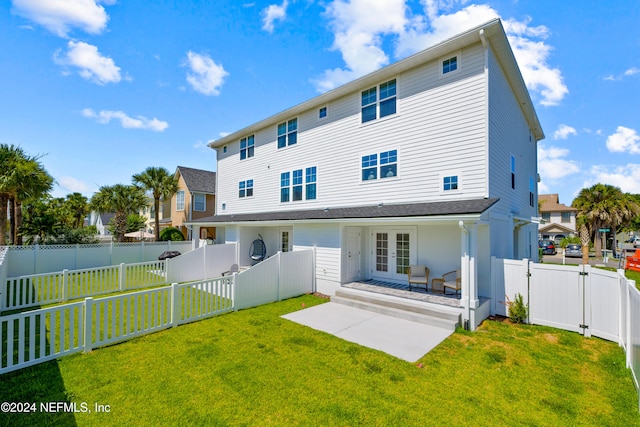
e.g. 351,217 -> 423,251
0,294 -> 638,426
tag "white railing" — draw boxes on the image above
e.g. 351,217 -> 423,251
492,257 -> 640,410
3,241 -> 194,277
1,279 -> 234,374
0,248 -> 314,375
3,260 -> 168,311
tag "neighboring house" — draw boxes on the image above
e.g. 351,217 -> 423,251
538,194 -> 577,242
166,166 -> 216,240
189,19 -> 543,329
88,211 -> 115,241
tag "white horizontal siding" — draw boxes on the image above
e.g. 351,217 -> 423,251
216,44 -> 488,214
487,46 -> 538,219
294,224 -> 341,284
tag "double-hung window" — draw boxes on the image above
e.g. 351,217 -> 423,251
281,167 -> 317,202
240,135 -> 254,160
305,167 -> 317,200
277,118 -> 297,148
239,180 -> 253,198
194,193 -> 206,211
176,190 -> 185,211
362,150 -> 398,181
361,79 -> 396,123
561,212 -> 571,223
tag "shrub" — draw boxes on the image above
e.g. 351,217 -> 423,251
505,293 -> 528,324
159,227 -> 185,241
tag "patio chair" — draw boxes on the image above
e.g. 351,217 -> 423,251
222,263 -> 239,276
432,269 -> 461,296
406,265 -> 429,292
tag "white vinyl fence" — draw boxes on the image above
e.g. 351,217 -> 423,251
234,249 -> 315,310
166,243 -> 236,284
3,260 -> 168,311
4,241 -> 194,277
1,248 -> 315,375
492,257 -> 640,410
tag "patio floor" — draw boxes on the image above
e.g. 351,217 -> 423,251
342,279 -> 462,308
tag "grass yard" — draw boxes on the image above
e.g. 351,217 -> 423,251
0,294 -> 638,426
625,269 -> 640,291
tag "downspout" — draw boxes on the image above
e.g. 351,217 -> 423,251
479,28 -> 490,199
459,220 -> 471,330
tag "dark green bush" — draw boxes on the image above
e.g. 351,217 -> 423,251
159,227 -> 185,241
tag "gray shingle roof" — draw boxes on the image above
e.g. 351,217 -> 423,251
177,166 -> 216,194
189,198 -> 499,224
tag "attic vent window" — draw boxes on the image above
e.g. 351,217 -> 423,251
443,56 -> 457,74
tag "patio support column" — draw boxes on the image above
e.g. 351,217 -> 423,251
459,221 -> 480,330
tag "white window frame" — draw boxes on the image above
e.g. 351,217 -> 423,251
360,78 -> 398,125
440,51 -> 461,77
439,172 -> 462,194
239,180 -> 254,198
176,190 -> 185,211
318,106 -> 328,120
277,118 -> 298,149
280,166 -> 317,203
240,135 -> 255,160
361,150 -> 399,182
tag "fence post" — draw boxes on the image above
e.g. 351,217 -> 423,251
582,264 -> 592,338
170,283 -> 179,327
62,269 -> 69,302
75,244 -> 80,269
84,297 -> 93,353
202,244 -> 207,280
119,263 -> 126,291
627,281 -> 633,369
34,244 -> 39,275
232,272 -> 238,311
277,252 -> 281,301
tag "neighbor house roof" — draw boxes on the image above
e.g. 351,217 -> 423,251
208,18 -> 543,149
539,223 -> 575,234
176,166 -> 216,194
538,194 -> 577,213
187,198 -> 499,225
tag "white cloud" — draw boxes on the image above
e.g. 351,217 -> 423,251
606,126 -> 640,154
54,41 -> 121,85
82,108 -> 169,132
313,1 -> 567,106
624,67 -> 640,77
11,0 -> 111,37
553,124 -> 577,140
58,175 -> 91,193
538,144 -> 580,180
262,0 -> 288,33
184,51 -> 228,96
588,164 -> 640,194
312,0 -> 407,91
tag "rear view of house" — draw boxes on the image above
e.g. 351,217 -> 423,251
190,19 -> 544,329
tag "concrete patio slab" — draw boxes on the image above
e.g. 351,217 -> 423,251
281,302 -> 454,362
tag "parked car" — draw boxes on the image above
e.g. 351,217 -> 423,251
539,239 -> 557,255
564,244 -> 582,258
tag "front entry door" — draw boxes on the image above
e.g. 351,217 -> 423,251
371,228 -> 416,282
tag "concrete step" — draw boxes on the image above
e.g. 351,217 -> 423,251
332,288 -> 461,331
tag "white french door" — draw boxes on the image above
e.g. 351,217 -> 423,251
279,228 -> 293,253
371,227 -> 416,282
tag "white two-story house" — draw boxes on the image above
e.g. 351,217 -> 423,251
190,19 -> 543,329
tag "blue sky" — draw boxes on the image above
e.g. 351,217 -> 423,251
1,0 -> 638,207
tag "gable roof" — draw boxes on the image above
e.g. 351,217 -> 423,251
176,166 -> 216,194
208,18 -> 543,149
188,198 -> 499,224
538,194 -> 577,213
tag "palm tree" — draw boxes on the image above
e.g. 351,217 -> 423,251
90,184 -> 148,242
572,183 -> 640,257
65,192 -> 90,229
132,167 -> 179,241
10,155 -> 54,245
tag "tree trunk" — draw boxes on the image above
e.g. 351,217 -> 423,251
8,196 -> 15,245
15,199 -> 23,245
154,197 -> 160,241
0,194 -> 7,246
114,211 -> 127,242
593,227 -> 602,258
